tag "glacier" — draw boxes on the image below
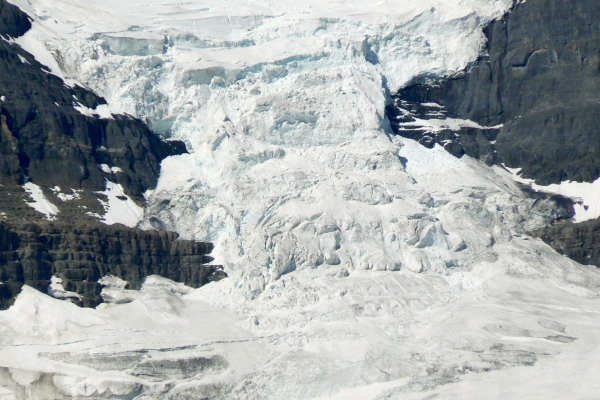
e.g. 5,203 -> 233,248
3,0 -> 600,398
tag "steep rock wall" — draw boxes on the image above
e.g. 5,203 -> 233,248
386,0 -> 600,269
0,0 -> 186,203
0,0 -> 223,309
389,0 -> 600,185
0,220 -> 223,309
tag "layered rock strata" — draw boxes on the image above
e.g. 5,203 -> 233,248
386,0 -> 600,267
388,0 -> 600,185
0,0 -> 223,309
0,220 -> 223,309
532,220 -> 600,269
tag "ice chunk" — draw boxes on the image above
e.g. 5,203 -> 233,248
48,276 -> 81,302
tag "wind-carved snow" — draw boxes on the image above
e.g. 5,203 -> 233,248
96,180 -> 143,227
23,181 -> 59,220
5,0 -> 600,398
503,166 -> 600,223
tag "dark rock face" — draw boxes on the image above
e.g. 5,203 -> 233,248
388,0 -> 600,186
532,220 -> 600,268
0,0 -> 224,309
386,0 -> 600,270
0,220 -> 224,309
0,0 -> 186,202
0,0 -> 30,39
0,221 -> 50,310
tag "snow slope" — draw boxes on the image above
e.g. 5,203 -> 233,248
4,0 -> 600,398
23,181 -> 59,220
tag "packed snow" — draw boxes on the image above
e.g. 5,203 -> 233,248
23,181 -> 59,220
4,0 -> 600,398
96,180 -> 144,227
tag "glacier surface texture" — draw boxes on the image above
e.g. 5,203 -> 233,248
2,0 -> 600,398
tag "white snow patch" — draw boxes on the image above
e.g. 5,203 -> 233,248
98,164 -> 122,174
17,54 -> 29,64
502,165 -> 600,223
23,181 -> 59,220
96,180 -> 143,227
48,276 -> 81,301
50,186 -> 83,202
400,116 -> 504,132
73,103 -> 114,119
420,102 -> 444,108
0,96 -> 5,101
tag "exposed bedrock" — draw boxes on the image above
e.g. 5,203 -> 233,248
388,0 -> 600,186
0,220 -> 223,309
387,0 -> 600,269
0,0 -> 186,203
532,220 -> 600,269
0,0 -> 224,309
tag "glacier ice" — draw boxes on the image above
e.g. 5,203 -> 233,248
3,0 -> 600,398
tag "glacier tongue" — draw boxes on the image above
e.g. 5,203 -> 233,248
4,0 -> 600,398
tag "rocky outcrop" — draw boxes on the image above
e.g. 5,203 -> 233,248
0,0 -> 224,309
388,0 -> 600,186
0,220 -> 224,309
386,0 -> 600,269
532,219 -> 600,268
0,0 -> 186,203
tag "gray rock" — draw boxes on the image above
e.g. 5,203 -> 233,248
0,1 -> 224,310
388,0 -> 600,185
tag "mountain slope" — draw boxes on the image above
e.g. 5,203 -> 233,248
0,0 -> 222,309
387,0 -> 600,269
389,0 -> 600,186
1,0 -> 600,399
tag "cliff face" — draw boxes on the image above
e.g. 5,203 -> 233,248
388,0 -> 600,185
0,0 -> 186,203
0,0 -> 223,309
0,221 -> 223,309
532,220 -> 600,268
386,0 -> 600,269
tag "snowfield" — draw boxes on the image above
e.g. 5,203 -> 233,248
3,0 -> 600,398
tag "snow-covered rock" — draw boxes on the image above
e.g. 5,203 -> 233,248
3,0 -> 600,398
